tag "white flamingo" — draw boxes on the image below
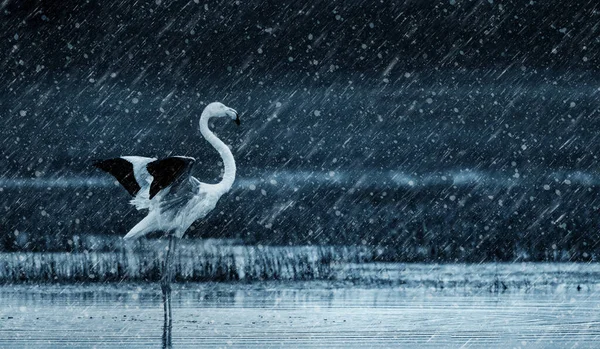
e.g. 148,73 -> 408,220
93,102 -> 240,335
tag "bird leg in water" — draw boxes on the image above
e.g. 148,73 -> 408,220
161,235 -> 176,325
162,310 -> 172,349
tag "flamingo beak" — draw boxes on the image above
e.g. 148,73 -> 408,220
234,112 -> 241,126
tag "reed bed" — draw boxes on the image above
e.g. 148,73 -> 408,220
0,240 -> 371,283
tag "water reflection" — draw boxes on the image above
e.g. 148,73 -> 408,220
0,280 -> 595,309
1,283 -> 600,348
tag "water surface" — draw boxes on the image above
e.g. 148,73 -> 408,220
1,280 -> 599,348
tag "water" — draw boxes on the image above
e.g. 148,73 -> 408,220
1,271 -> 600,348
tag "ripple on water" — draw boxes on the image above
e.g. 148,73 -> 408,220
1,282 -> 600,348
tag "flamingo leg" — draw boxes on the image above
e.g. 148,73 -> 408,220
161,235 -> 176,348
162,309 -> 172,349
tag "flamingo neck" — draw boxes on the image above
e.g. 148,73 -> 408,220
199,111 -> 236,195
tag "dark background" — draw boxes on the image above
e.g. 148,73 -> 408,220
1,0 -> 600,261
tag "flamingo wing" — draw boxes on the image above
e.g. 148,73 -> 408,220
146,156 -> 196,199
94,158 -> 142,196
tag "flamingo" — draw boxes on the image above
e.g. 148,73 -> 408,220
93,102 -> 240,341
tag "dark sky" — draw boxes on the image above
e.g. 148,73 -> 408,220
1,0 -> 599,178
1,0 -> 599,83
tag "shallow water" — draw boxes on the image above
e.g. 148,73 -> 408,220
1,280 -> 600,348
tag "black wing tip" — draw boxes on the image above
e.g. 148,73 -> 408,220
92,157 -> 141,196
147,156 -> 195,199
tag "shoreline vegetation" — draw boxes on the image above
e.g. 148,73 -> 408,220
0,239 -> 369,283
1,239 -> 598,289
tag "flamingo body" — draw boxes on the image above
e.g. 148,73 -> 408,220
94,102 -> 240,240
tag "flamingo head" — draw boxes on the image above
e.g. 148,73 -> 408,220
203,102 -> 240,125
